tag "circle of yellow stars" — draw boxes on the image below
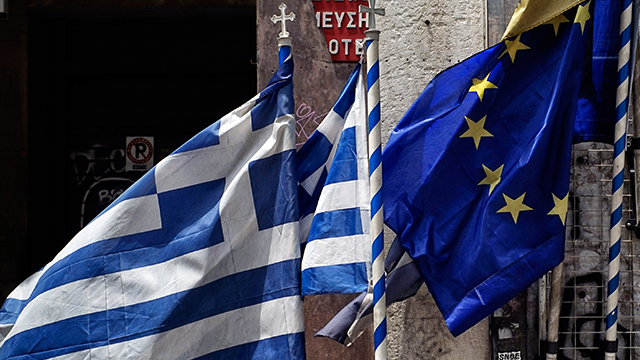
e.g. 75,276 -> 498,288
458,4 -> 589,225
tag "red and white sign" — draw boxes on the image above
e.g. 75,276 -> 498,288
313,0 -> 369,62
125,136 -> 154,172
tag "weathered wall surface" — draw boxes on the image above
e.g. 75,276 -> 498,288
378,0 -> 487,146
376,1 -> 490,359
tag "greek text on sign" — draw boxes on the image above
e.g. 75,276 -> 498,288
126,136 -> 154,172
313,0 -> 369,62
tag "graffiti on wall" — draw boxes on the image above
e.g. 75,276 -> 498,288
70,147 -> 127,184
295,102 -> 327,146
69,145 -> 137,229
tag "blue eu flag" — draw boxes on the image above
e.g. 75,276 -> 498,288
574,0 -> 620,143
382,2 -> 592,336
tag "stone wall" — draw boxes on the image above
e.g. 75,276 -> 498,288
377,1 -> 490,359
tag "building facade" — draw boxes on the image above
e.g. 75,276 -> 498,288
1,0 -> 637,359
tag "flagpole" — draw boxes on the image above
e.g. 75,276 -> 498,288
359,1 -> 386,359
545,264 -> 563,360
605,0 -> 633,357
538,275 -> 547,356
270,2 -> 295,65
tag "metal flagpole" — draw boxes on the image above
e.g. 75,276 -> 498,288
545,264 -> 563,360
270,2 -> 295,65
359,1 -> 386,359
605,0 -> 633,357
538,275 -> 547,356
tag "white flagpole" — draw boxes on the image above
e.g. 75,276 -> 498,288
359,1 -> 386,359
270,2 -> 295,65
605,0 -> 633,358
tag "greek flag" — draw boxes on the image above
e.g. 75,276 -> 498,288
298,63 -> 371,296
0,56 -> 305,359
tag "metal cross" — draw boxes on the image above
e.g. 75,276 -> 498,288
270,3 -> 295,39
359,0 -> 385,31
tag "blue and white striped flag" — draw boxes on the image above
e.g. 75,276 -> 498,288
0,56 -> 305,360
297,63 -> 371,296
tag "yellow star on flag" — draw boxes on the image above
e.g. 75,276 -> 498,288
500,34 -> 530,63
574,0 -> 591,34
548,191 -> 569,225
497,192 -> 533,224
544,13 -> 570,36
478,164 -> 504,195
460,116 -> 493,149
469,73 -> 498,101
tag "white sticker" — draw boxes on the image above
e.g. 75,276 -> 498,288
498,351 -> 521,360
125,136 -> 154,172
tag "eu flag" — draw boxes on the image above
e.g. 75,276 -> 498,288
574,0 -> 620,143
382,3 -> 592,336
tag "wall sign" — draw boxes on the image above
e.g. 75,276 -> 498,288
125,136 -> 154,171
313,0 -> 369,62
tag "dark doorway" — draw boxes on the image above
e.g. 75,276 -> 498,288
27,8 -> 256,277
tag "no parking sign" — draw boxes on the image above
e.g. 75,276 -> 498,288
125,136 -> 154,172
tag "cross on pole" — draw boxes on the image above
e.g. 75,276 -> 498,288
270,3 -> 295,39
359,0 -> 385,32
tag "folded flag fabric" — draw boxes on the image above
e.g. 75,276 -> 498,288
383,3 -> 592,337
0,55 -> 305,359
573,0 -> 620,143
297,63 -> 371,296
314,237 -> 423,345
503,0 -> 620,143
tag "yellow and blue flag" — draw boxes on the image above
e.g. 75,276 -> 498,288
383,2 -> 593,336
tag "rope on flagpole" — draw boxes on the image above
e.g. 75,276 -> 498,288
271,3 -> 295,65
605,0 -> 633,357
360,1 -> 386,359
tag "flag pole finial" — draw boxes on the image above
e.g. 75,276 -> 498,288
359,1 -> 385,33
271,3 -> 295,48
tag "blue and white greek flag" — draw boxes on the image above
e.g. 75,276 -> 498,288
0,56 -> 305,360
298,63 -> 371,296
